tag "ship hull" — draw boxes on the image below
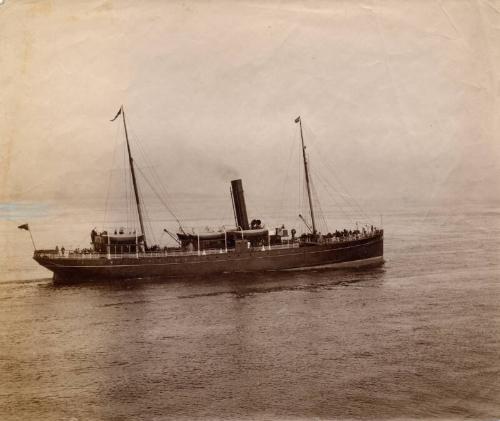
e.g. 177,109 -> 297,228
34,234 -> 383,283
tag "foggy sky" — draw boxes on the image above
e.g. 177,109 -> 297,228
1,0 -> 500,218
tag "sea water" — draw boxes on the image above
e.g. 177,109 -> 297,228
0,203 -> 499,420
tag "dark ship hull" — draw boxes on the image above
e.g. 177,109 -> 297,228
34,232 -> 383,283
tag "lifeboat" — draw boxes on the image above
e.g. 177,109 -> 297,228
227,228 -> 269,239
177,227 -> 239,241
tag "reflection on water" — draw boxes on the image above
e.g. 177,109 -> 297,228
1,208 -> 500,420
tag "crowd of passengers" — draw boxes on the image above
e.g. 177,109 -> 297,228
331,225 -> 379,239
300,225 -> 380,242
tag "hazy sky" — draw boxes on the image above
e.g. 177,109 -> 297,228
1,0 -> 500,219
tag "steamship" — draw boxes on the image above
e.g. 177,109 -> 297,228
31,107 -> 384,282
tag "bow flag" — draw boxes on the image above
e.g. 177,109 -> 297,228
18,223 -> 37,250
294,116 -> 301,123
110,106 -> 122,122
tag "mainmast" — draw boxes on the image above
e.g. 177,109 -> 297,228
295,116 -> 317,235
111,105 -> 148,249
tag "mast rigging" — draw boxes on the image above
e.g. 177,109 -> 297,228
112,105 -> 148,249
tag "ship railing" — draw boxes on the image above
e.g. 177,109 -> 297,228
34,251 -> 105,259
35,248 -> 236,259
145,249 -> 231,257
263,243 -> 300,251
34,232 -> 381,259
35,242 -> 300,259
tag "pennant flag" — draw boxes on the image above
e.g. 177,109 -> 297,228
18,223 -> 29,231
294,116 -> 301,123
110,106 -> 122,122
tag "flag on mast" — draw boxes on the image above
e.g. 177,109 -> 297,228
110,106 -> 122,122
294,116 -> 301,123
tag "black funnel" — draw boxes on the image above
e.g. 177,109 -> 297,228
231,179 -> 249,230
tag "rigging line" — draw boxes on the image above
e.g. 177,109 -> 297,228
307,163 -> 329,233
312,167 -> 358,225
300,175 -> 310,232
307,142 -> 362,210
314,162 -> 373,224
310,166 -> 357,226
278,127 -> 300,220
128,158 -> 135,231
133,168 -> 154,243
126,121 -> 179,208
312,162 -> 363,221
135,165 -> 185,232
144,166 -> 184,230
298,136 -> 304,221
307,145 -> 371,223
129,127 -> 184,228
319,197 -> 330,232
308,142 -> 374,223
127,138 -> 134,231
103,122 -> 122,229
122,135 -> 130,230
309,175 -> 329,233
141,197 -> 157,246
140,205 -> 153,244
129,147 -> 136,232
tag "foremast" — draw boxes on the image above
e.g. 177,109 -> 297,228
111,105 -> 148,249
295,116 -> 317,235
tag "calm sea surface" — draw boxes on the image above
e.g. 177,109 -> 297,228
1,205 -> 500,420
